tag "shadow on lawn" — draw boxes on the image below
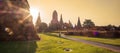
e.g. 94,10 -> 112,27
44,33 -> 59,37
44,33 -> 70,40
0,41 -> 37,53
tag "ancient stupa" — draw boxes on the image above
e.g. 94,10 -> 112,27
0,0 -> 40,41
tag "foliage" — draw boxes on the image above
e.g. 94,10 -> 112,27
83,19 -> 95,28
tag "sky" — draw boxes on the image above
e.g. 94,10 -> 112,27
28,0 -> 120,26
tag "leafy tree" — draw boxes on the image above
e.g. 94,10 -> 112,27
83,19 -> 95,28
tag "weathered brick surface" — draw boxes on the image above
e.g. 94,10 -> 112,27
0,0 -> 40,41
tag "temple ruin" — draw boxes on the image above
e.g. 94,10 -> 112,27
0,0 -> 40,41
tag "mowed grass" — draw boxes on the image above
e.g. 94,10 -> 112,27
0,41 -> 37,53
37,33 -> 117,53
0,33 -> 117,53
69,35 -> 120,47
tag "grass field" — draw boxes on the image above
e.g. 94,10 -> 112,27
0,33 -> 117,53
69,35 -> 120,47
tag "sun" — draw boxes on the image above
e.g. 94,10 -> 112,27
30,8 -> 39,25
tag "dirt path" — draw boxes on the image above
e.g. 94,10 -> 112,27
55,33 -> 120,53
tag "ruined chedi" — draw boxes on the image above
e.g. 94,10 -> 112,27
0,0 -> 40,41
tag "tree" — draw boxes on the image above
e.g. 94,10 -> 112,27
106,24 -> 116,31
83,19 -> 95,28
118,25 -> 120,30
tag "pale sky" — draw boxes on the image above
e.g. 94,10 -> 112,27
28,0 -> 120,26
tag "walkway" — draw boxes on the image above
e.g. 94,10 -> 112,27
56,33 -> 120,53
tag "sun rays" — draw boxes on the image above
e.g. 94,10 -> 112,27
30,7 -> 39,25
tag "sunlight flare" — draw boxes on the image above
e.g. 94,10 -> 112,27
30,7 -> 39,25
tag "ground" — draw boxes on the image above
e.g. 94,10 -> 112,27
0,33 -> 117,53
69,35 -> 120,47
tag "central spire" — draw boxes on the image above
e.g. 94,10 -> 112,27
51,10 -> 59,24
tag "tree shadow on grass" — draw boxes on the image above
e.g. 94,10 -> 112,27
44,33 -> 70,40
44,33 -> 59,37
0,41 -> 37,53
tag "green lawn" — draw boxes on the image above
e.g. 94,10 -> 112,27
0,33 -> 117,53
69,35 -> 120,47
